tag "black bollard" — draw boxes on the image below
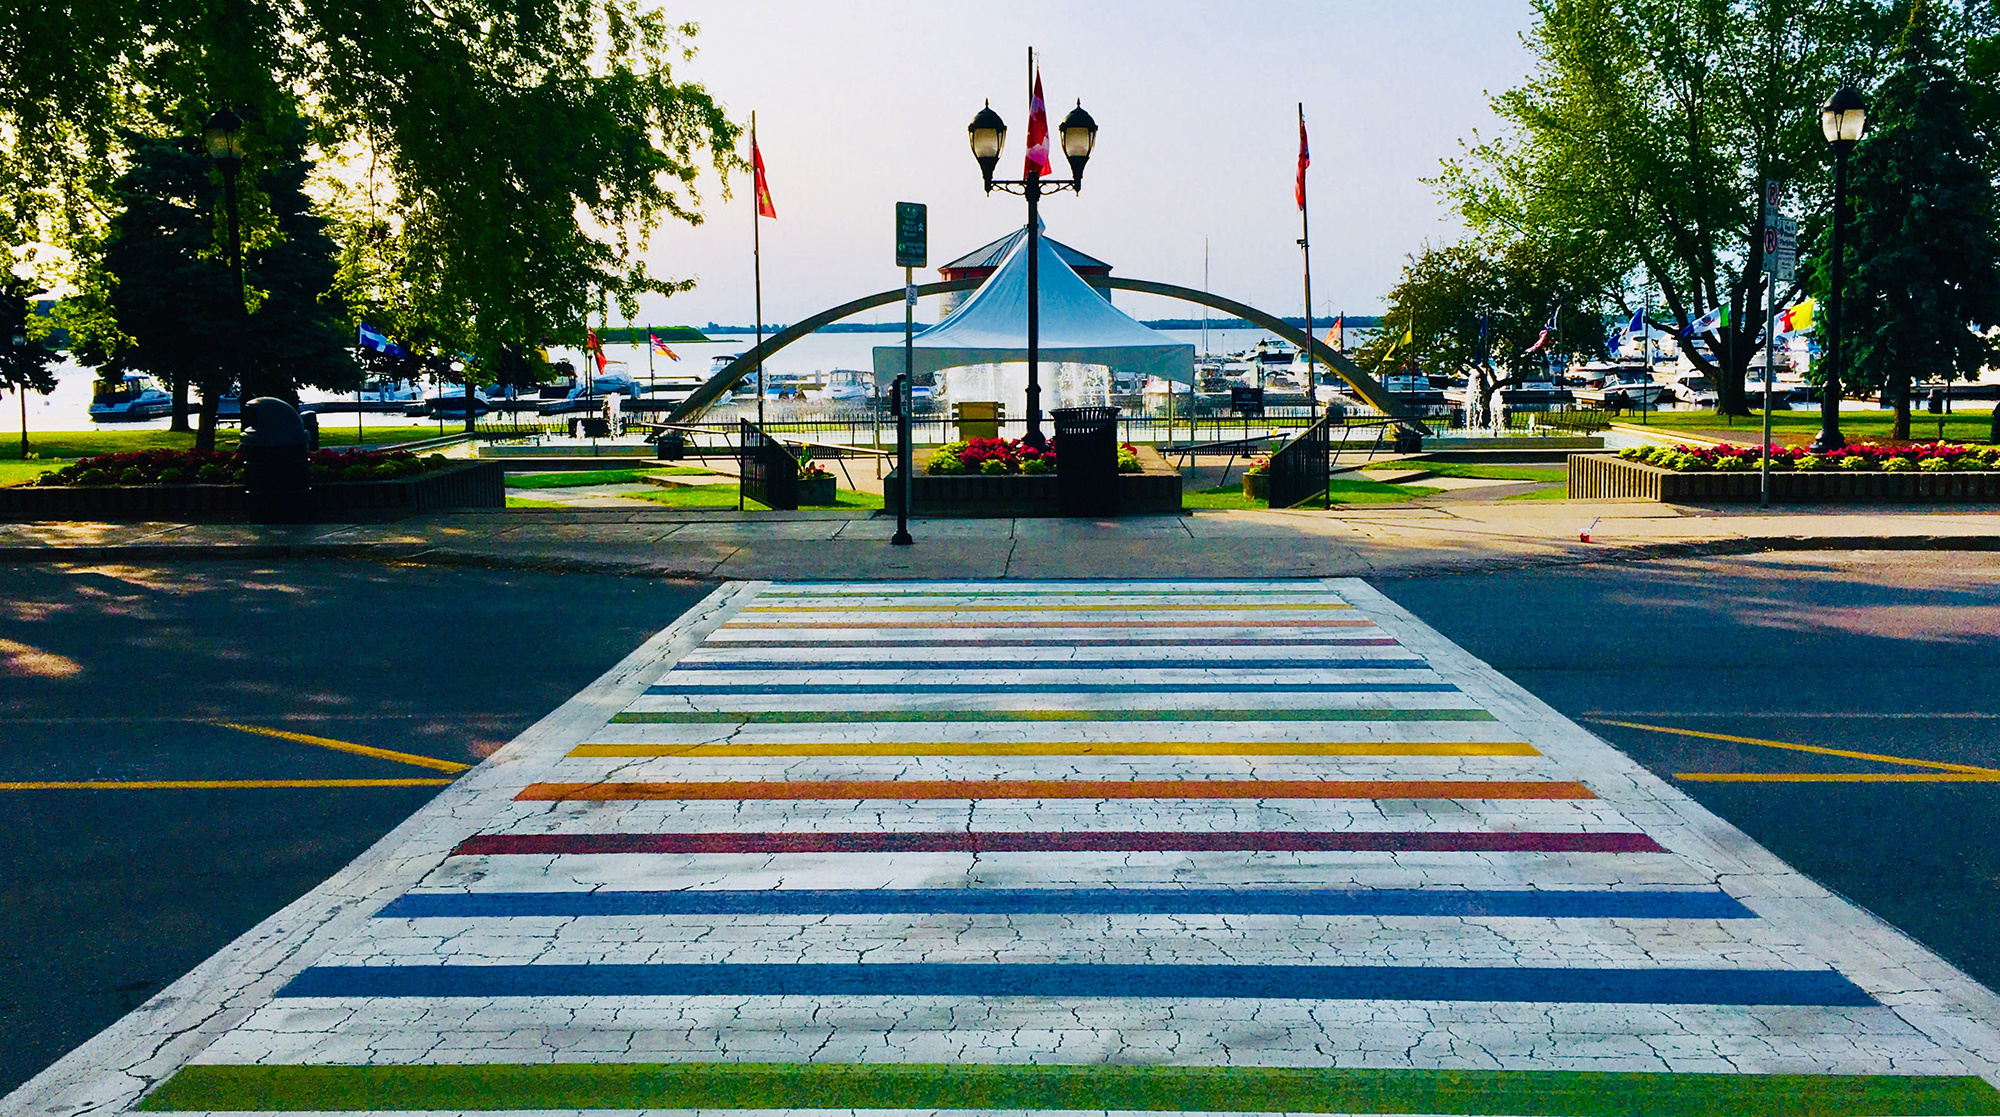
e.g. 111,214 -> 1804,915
240,397 -> 312,523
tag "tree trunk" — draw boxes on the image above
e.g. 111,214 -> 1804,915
1892,377 -> 1911,441
170,375 -> 191,432
194,383 -> 221,453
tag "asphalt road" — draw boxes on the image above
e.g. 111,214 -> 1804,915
6,553 -> 1997,1096
1382,551 -> 2000,994
0,561 -> 711,1097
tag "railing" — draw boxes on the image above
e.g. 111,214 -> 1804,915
1266,413 -> 1339,509
737,419 -> 799,511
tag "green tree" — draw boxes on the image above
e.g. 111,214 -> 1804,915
1366,240 -> 1614,390
1436,0 -> 1893,415
6,0 -> 739,394
1841,2 -> 2000,438
0,281 -> 59,456
96,132 -> 237,444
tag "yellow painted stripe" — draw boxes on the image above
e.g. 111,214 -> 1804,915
1590,719 -> 2000,776
1675,772 -> 2000,784
569,740 -> 1540,758
739,603 -> 1354,612
0,779 -> 456,790
214,722 -> 472,773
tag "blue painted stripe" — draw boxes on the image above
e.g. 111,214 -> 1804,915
277,963 -> 1872,1006
667,658 -> 1430,672
645,682 -> 1460,696
376,888 -> 1754,920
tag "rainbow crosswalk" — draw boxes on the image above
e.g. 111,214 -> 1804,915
126,580 -> 2000,1115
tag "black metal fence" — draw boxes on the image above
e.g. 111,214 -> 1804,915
1052,406 -> 1121,517
1266,413 -> 1338,509
738,419 -> 799,511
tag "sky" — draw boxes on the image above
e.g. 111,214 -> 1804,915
629,1 -> 1539,330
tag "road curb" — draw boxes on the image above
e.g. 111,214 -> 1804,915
3,531 -> 1997,578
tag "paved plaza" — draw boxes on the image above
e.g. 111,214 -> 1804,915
13,579 -> 2000,1115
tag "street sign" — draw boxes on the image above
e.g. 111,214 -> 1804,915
1762,179 -> 1795,284
1765,215 -> 1797,284
896,201 -> 927,268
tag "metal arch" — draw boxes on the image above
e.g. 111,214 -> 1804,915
665,279 -> 982,422
1096,277 -> 1407,419
665,274 -> 1416,425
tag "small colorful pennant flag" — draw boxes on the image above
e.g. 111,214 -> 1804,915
1296,113 -> 1310,211
752,137 -> 776,219
1522,308 -> 1559,355
1024,68 -> 1053,178
650,333 -> 679,360
1778,298 -> 1814,334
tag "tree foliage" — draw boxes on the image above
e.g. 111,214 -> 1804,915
1840,1 -> 2000,435
1435,0 -> 1898,415
1,0 -> 739,381
1363,242 -> 1619,380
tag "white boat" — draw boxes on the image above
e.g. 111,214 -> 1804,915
89,374 -> 174,422
1666,372 -> 1718,407
357,378 -> 421,405
822,370 -> 874,404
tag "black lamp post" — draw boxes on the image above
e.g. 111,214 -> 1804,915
204,109 -> 249,400
1812,86 -> 1867,453
967,64 -> 1098,449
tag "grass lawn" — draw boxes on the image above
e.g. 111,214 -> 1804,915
628,482 -> 881,511
1501,485 -> 1572,501
504,495 -> 569,509
1620,408 -> 1997,446
0,460 -> 58,486
1413,461 -> 1568,484
508,466 -> 714,489
0,425 -> 454,461
1183,477 -> 1439,511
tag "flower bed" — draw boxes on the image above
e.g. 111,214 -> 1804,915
1,449 -> 502,521
925,437 -> 1144,477
891,444 -> 1181,516
1570,443 -> 2000,502
1616,441 -> 2000,474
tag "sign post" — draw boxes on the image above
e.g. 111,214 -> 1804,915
893,202 -> 926,546
1760,180 -> 1796,509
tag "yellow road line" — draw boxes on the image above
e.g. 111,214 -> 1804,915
1675,772 -> 2000,784
1588,719 -> 2000,776
214,722 -> 472,773
569,740 -> 1540,758
0,779 -> 456,791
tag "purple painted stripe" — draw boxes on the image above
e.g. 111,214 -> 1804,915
453,831 -> 1667,856
699,638 -> 1404,648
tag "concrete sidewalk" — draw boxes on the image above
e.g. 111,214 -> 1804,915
1,502 -> 1995,579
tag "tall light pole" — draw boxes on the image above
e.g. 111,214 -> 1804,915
1812,86 -> 1867,453
204,110 -> 248,400
968,52 -> 1097,448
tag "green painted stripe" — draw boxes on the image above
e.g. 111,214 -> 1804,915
610,708 -> 1500,724
140,1063 -> 2000,1115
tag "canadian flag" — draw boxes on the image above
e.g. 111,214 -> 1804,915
586,330 -> 608,375
1024,68 -> 1052,178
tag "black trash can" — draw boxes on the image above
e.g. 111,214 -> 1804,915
240,397 -> 312,523
299,409 -> 320,451
1052,406 -> 1120,517
657,429 -> 686,461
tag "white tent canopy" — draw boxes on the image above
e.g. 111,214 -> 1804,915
872,230 -> 1195,387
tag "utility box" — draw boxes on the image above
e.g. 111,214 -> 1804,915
953,401 -> 1003,441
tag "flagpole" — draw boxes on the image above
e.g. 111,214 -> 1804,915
753,111 -> 765,429
1298,103 -> 1317,428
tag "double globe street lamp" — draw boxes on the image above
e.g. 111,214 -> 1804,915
204,109 -> 251,399
1812,86 -> 1867,453
967,84 -> 1097,448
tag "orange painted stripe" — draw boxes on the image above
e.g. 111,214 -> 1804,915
516,779 -> 1594,802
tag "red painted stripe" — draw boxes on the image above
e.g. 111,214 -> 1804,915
515,780 -> 1595,802
453,831 -> 1665,856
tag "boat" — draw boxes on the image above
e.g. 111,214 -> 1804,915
1665,372 -> 1718,407
409,384 -> 494,417
89,374 -> 174,422
1572,364 -> 1668,407
821,370 -> 874,405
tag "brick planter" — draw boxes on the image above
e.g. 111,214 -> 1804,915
886,448 -> 1182,517
0,461 -> 504,522
1567,453 -> 2000,502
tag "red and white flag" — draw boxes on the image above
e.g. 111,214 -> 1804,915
752,137 -> 776,219
1024,69 -> 1053,178
1296,114 -> 1310,211
1328,314 -> 1343,350
586,329 -> 608,374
